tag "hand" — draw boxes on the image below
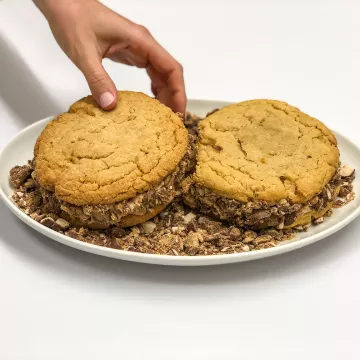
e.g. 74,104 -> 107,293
33,0 -> 186,114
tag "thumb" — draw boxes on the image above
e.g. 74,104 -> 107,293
78,57 -> 118,110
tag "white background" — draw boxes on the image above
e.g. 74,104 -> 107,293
1,0 -> 360,359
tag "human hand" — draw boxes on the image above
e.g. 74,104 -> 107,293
33,0 -> 186,114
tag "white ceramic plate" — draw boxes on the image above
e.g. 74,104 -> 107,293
1,99 -> 360,266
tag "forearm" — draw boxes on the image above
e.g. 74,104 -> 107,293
33,0 -> 58,18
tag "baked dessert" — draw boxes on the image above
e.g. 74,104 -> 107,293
31,91 -> 191,228
183,100 -> 351,230
10,110 -> 355,256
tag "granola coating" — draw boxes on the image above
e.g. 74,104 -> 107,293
183,170 -> 343,230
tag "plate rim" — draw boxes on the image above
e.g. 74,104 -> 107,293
1,100 -> 360,266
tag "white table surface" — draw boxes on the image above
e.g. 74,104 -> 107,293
1,1 -> 360,359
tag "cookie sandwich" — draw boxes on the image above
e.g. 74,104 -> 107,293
183,100 -> 352,230
32,91 -> 191,228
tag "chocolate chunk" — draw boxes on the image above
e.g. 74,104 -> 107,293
27,191 -> 42,206
110,227 -> 127,237
141,221 -> 157,234
40,188 -> 61,213
246,210 -> 271,224
325,209 -> 333,217
309,196 -> 319,207
229,227 -> 242,240
30,210 -> 45,222
262,229 -> 281,240
284,212 -> 298,226
35,213 -> 46,222
326,187 -> 332,201
339,165 -> 355,178
331,173 -> 342,187
66,229 -> 86,241
333,199 -> 346,208
234,216 -> 244,227
289,204 -> 302,213
134,238 -> 145,247
242,245 -> 250,252
53,218 -> 70,231
183,211 -> 197,223
10,165 -> 32,188
26,192 -> 42,213
314,217 -> 324,225
339,185 -> 353,198
254,235 -> 273,245
40,217 -> 56,229
243,231 -> 257,243
262,215 -> 281,229
198,216 -> 209,225
24,178 -> 36,190
198,219 -> 223,233
186,221 -> 198,233
294,225 -> 304,231
312,197 -> 324,211
247,210 -> 280,230
163,213 -> 175,227
184,231 -> 201,255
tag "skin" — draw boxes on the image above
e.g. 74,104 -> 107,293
33,0 -> 186,114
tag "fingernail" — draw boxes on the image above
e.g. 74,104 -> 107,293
99,92 -> 114,108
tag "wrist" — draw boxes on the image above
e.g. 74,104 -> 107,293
33,0 -> 95,20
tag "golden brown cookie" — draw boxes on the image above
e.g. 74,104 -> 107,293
182,100 -> 341,230
192,99 -> 339,203
35,91 -> 188,206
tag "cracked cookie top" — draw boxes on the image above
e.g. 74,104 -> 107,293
34,91 -> 188,206
193,99 -> 339,203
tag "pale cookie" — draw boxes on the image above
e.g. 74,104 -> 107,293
34,91 -> 188,206
192,99 -> 339,204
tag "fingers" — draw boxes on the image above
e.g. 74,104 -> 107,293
131,25 -> 187,114
148,45 -> 186,115
77,54 -> 118,110
147,65 -> 186,115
